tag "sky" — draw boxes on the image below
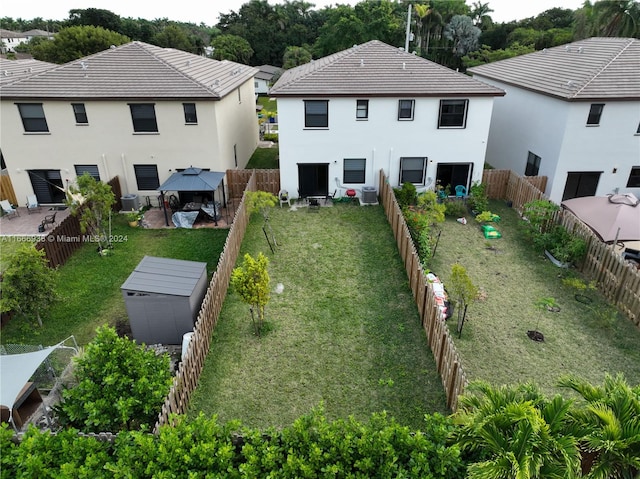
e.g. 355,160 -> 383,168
3,0 -> 586,26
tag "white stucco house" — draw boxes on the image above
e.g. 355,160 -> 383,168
469,37 -> 640,203
254,65 -> 283,95
269,40 -> 504,200
0,29 -> 54,53
0,42 -> 259,206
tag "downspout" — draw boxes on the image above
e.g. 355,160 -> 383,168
101,154 -> 110,180
120,154 -> 129,195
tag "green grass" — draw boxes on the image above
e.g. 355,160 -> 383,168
190,204 -> 448,430
256,95 -> 277,114
246,147 -> 279,169
0,213 -> 228,346
429,200 -> 640,396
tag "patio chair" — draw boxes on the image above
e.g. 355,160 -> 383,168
278,189 -> 291,208
455,185 -> 467,199
0,200 -> 19,219
41,212 -> 57,230
26,195 -> 41,214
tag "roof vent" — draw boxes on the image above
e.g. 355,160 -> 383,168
565,45 -> 571,52
3,70 -> 8,76
187,59 -> 192,66
577,46 -> 584,53
563,80 -> 577,90
80,61 -> 88,70
360,59 -> 364,66
402,62 -> 406,70
110,45 -> 116,49
542,48 -> 547,53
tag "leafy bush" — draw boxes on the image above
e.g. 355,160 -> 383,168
522,199 -> 559,237
466,182 -> 488,213
393,182 -> 417,208
541,225 -> 587,264
262,133 -> 278,142
56,326 -> 172,433
474,211 -> 496,223
444,200 -> 468,218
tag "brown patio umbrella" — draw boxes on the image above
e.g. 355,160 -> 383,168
561,193 -> 640,243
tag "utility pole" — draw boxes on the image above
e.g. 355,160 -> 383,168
404,4 -> 412,51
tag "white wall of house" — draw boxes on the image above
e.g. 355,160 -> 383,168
255,78 -> 269,95
277,96 -> 495,197
478,76 -> 640,203
0,79 -> 259,204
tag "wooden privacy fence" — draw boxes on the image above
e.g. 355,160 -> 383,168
153,172 -> 256,432
482,169 -> 547,212
227,169 -> 280,199
0,174 -> 17,206
378,169 -> 467,411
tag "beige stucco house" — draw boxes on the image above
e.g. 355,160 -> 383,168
0,42 -> 259,206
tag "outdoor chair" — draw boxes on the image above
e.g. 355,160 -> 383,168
0,200 -> 19,219
455,185 -> 467,199
26,195 -> 41,214
278,189 -> 291,208
41,212 -> 57,230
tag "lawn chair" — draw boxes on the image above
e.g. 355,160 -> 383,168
41,212 -> 57,230
278,189 -> 291,208
0,200 -> 19,219
26,195 -> 42,214
455,185 -> 468,199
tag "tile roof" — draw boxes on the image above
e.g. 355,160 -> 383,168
0,58 -> 56,85
270,40 -> 504,97
468,37 -> 640,101
0,41 -> 259,101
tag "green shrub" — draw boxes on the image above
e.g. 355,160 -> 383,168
262,133 -> 278,142
56,326 -> 172,433
466,182 -> 488,213
444,200 -> 467,218
393,182 -> 417,208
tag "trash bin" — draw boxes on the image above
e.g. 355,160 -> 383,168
121,194 -> 139,211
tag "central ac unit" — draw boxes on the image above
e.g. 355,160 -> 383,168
361,186 -> 377,204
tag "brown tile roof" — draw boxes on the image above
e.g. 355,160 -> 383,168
468,37 -> 640,101
270,40 -> 504,97
0,41 -> 258,101
0,58 -> 56,85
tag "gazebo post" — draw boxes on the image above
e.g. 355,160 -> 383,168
213,191 -> 218,226
161,191 -> 169,226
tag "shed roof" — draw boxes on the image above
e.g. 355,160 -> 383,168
468,37 -> 640,101
121,256 -> 207,296
270,40 -> 504,98
0,41 -> 259,101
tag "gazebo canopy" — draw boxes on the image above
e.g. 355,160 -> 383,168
156,167 -> 224,192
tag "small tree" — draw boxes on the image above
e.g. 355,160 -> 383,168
449,263 -> 478,338
231,253 -> 271,337
67,172 -> 115,252
0,245 -> 56,327
245,190 -> 278,220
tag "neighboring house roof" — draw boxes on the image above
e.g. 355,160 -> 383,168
0,41 -> 259,101
255,64 -> 283,81
22,29 -> 53,37
0,58 -> 56,85
0,29 -> 24,39
270,40 -> 504,97
468,37 -> 640,101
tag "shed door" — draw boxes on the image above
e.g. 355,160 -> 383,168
562,172 -> 601,201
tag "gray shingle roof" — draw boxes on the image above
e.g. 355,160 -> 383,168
270,40 -> 504,97
0,58 -> 56,85
0,41 -> 259,101
468,37 -> 640,101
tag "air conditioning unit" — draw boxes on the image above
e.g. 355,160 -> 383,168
361,186 -> 377,204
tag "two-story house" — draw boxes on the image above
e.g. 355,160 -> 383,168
469,37 -> 640,203
0,41 -> 259,206
269,40 -> 504,200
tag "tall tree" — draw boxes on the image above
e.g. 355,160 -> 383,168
444,15 -> 481,57
151,25 -> 194,52
30,25 -> 129,63
592,0 -> 640,37
470,1 -> 494,29
283,45 -> 312,68
210,34 -> 253,63
68,8 -> 122,32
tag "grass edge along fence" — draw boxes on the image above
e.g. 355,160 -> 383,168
483,169 -> 639,327
153,171 -> 256,432
378,170 -> 467,412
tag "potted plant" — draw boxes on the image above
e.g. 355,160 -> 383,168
125,209 -> 142,227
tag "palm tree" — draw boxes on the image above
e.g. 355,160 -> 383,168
453,381 -> 581,479
593,0 -> 640,37
558,373 -> 640,479
414,3 -> 443,57
470,1 -> 494,29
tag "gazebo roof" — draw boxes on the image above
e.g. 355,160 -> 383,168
157,168 -> 225,192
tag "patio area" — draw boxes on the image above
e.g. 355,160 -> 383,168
141,201 -> 238,230
0,206 -> 72,236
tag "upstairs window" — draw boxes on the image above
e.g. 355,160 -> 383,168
398,99 -> 415,120
183,103 -> 197,124
356,100 -> 369,120
129,104 -> 158,132
17,103 -> 48,132
343,158 -> 366,183
525,151 -> 541,176
587,103 -> 604,125
627,167 -> 640,187
438,99 -> 468,128
399,157 -> 427,184
72,103 -> 88,124
133,164 -> 160,190
304,100 -> 328,128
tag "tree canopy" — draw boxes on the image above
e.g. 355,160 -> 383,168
30,25 -> 129,63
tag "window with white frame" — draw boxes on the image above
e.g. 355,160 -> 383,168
304,100 -> 329,127
356,100 -> 369,120
586,103 -> 604,125
129,104 -> 158,132
398,99 -> 415,120
525,151 -> 541,176
17,103 -> 49,132
399,157 -> 427,184
72,103 -> 88,124
438,99 -> 468,128
133,164 -> 160,190
343,158 -> 366,183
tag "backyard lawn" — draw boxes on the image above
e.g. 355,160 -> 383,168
0,213 -> 228,346
190,203 -> 448,430
429,199 -> 640,397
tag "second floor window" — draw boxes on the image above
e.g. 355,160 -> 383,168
304,100 -> 328,128
17,103 -> 48,132
129,104 -> 158,132
587,104 -> 604,125
183,103 -> 197,124
438,99 -> 468,128
356,100 -> 369,120
72,103 -> 88,124
525,151 -> 541,176
398,99 -> 415,120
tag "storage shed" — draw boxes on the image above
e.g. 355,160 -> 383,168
121,256 -> 207,345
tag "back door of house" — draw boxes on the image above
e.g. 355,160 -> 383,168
435,163 -> 473,192
562,171 -> 601,201
297,163 -> 329,197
